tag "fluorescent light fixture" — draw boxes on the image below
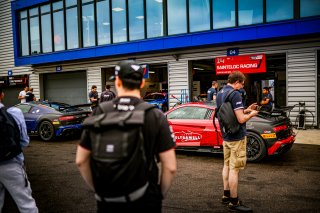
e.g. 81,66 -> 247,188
149,71 -> 155,74
193,67 -> 204,70
155,0 -> 163,3
112,7 -> 124,12
102,22 -> 110,26
136,16 -> 144,19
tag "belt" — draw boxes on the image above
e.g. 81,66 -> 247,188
95,182 -> 149,203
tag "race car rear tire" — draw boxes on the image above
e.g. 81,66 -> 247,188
246,132 -> 266,162
38,121 -> 55,141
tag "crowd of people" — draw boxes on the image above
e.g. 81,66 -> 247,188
1,61 -> 264,213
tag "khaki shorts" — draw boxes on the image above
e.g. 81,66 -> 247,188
223,138 -> 247,170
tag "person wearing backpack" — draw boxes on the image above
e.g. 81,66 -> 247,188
216,71 -> 258,212
76,60 -> 177,213
99,84 -> 116,103
0,87 -> 38,213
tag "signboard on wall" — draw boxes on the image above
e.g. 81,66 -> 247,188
215,54 -> 266,75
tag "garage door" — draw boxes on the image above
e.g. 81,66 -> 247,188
43,71 -> 87,105
2,86 -> 24,107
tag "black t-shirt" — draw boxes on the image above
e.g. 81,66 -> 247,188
216,85 -> 246,141
79,96 -> 176,198
89,91 -> 99,107
25,92 -> 35,102
99,90 -> 116,103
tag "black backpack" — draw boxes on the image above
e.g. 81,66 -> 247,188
0,107 -> 22,162
214,90 -> 240,135
82,101 -> 155,199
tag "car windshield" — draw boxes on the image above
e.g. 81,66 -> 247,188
144,94 -> 165,100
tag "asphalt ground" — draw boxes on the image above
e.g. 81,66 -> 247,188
2,137 -> 320,213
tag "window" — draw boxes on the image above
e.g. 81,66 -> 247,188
300,0 -> 320,17
167,106 -> 208,119
212,0 -> 235,29
189,0 -> 210,32
29,8 -> 40,54
146,0 -> 163,38
66,1 -> 79,49
128,0 -> 145,41
97,0 -> 111,45
20,10 -> 29,56
16,104 -> 32,113
41,5 -> 52,53
112,0 -> 127,43
167,0 -> 187,35
238,0 -> 263,26
82,0 -> 96,47
266,0 -> 293,22
53,1 -> 65,51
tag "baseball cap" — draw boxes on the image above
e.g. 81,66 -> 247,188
109,60 -> 144,81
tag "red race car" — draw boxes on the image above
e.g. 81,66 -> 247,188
165,102 -> 295,162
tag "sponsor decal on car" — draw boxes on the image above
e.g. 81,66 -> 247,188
175,131 -> 202,142
261,133 -> 277,139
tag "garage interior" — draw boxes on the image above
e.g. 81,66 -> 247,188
190,53 -> 287,107
102,64 -> 168,98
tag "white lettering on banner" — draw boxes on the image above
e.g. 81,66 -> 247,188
174,131 -> 202,142
239,63 -> 258,69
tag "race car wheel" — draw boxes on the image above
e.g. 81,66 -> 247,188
246,132 -> 266,162
38,121 -> 55,141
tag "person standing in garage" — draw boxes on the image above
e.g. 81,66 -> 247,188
25,87 -> 36,102
18,86 -> 29,103
207,81 -> 218,102
216,71 -> 258,212
99,84 -> 116,103
0,87 -> 38,213
89,85 -> 99,111
260,87 -> 273,112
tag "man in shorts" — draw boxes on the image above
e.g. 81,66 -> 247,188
216,71 -> 258,212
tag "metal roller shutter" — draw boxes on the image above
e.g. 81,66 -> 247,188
43,71 -> 87,105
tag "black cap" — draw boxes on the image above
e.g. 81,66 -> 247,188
109,60 -> 144,81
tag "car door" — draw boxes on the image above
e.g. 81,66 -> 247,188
167,105 -> 219,147
16,104 -> 42,133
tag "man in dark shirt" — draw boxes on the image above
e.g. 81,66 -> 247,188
207,81 -> 218,102
88,85 -> 99,111
216,71 -> 258,212
25,87 -> 36,102
99,84 -> 116,103
260,87 -> 273,112
76,60 -> 176,213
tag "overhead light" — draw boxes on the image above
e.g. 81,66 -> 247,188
155,0 -> 163,3
149,71 -> 155,74
112,7 -> 124,12
136,16 -> 144,19
193,67 -> 204,70
102,22 -> 110,26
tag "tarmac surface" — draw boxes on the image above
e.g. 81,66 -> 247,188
294,129 -> 320,145
2,128 -> 320,213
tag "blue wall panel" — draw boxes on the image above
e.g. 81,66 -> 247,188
11,0 -> 320,68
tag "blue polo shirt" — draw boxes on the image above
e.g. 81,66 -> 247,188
216,85 -> 246,141
207,87 -> 217,101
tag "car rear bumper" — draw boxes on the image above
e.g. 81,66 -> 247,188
55,124 -> 83,136
268,135 -> 295,156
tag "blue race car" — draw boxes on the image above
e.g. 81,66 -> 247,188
143,92 -> 168,112
15,102 -> 91,141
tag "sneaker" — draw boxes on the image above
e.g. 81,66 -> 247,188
228,200 -> 252,212
221,195 -> 230,204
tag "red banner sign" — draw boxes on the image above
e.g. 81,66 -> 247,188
215,54 -> 266,75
